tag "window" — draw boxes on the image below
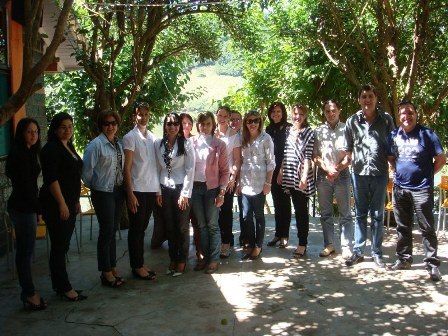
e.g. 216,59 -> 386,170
0,5 -> 7,67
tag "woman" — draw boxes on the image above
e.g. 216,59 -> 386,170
123,102 -> 159,280
278,104 -> 315,258
40,112 -> 86,301
6,118 -> 47,310
179,112 -> 202,261
238,111 -> 275,260
191,111 -> 229,274
155,113 -> 195,277
82,110 -> 125,288
215,106 -> 241,258
266,102 -> 292,248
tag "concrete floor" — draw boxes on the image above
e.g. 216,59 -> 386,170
0,213 -> 447,336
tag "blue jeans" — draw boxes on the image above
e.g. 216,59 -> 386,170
316,173 -> 353,249
9,210 -> 37,298
161,185 -> 190,263
242,192 -> 266,248
393,185 -> 440,267
191,183 -> 220,263
351,174 -> 388,257
91,186 -> 124,272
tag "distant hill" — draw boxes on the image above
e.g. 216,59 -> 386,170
181,65 -> 244,112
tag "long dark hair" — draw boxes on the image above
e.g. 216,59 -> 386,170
160,113 -> 186,156
266,102 -> 288,129
12,117 -> 41,153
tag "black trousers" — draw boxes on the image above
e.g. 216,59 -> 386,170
218,190 -> 235,245
271,170 -> 292,238
127,191 -> 155,269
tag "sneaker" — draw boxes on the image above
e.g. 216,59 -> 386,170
319,245 -> 335,257
341,248 -> 352,260
220,244 -> 231,259
345,253 -> 364,267
387,260 -> 412,271
426,265 -> 442,282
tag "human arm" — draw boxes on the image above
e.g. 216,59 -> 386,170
124,149 -> 139,214
81,140 -> 98,189
434,153 -> 446,174
227,146 -> 241,193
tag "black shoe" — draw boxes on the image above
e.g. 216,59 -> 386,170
387,260 -> 412,271
22,296 -> 47,311
267,237 -> 280,247
100,274 -> 124,288
59,292 -> 87,302
132,268 -> 156,280
249,248 -> 262,260
373,255 -> 385,268
427,266 -> 442,282
345,253 -> 364,267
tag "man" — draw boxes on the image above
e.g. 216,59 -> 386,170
343,84 -> 394,267
313,100 -> 353,259
386,101 -> 445,281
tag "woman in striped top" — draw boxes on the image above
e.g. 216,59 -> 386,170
277,104 -> 315,258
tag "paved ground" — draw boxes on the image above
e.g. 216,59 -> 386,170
0,212 -> 447,336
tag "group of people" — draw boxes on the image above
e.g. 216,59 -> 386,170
6,83 -> 445,311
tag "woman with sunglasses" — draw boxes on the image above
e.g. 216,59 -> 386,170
278,104 -> 315,258
238,111 -> 275,260
82,110 -> 125,288
155,113 -> 195,276
40,112 -> 86,301
191,111 -> 229,274
215,106 -> 241,258
266,102 -> 292,248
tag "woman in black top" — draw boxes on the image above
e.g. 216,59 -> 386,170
40,112 -> 86,301
265,102 -> 292,248
6,118 -> 47,311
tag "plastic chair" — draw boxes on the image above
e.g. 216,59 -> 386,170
437,175 -> 448,236
384,177 -> 394,232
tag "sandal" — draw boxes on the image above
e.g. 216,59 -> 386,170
132,268 -> 156,280
22,296 -> 47,311
100,274 -> 124,288
293,246 -> 307,258
267,237 -> 280,247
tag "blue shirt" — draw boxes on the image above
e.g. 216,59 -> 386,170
386,124 -> 444,190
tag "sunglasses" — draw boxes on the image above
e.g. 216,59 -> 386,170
103,121 -> 118,127
246,118 -> 260,124
166,122 -> 180,127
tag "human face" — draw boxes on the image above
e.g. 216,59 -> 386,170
230,113 -> 242,131
198,117 -> 213,135
55,119 -> 73,143
24,123 -> 39,148
135,108 -> 150,128
182,117 -> 193,137
358,90 -> 377,115
216,108 -> 230,127
270,105 -> 283,124
165,116 -> 180,138
324,102 -> 340,127
102,116 -> 118,141
245,115 -> 261,135
399,104 -> 417,133
292,107 -> 305,128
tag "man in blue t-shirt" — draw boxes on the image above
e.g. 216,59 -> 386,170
386,101 -> 446,282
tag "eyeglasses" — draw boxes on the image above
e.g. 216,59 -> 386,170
230,118 -> 241,122
166,122 -> 180,127
103,121 -> 118,127
246,118 -> 260,124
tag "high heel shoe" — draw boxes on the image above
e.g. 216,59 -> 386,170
59,291 -> 88,302
267,237 -> 280,247
172,263 -> 186,277
22,296 -> 47,311
100,274 -> 124,288
241,248 -> 253,260
279,238 -> 288,248
293,246 -> 307,258
249,248 -> 262,260
132,268 -> 157,280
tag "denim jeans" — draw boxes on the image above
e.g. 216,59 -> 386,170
91,186 -> 124,272
127,192 -> 155,269
393,185 -> 440,267
218,189 -> 235,245
316,172 -> 353,249
191,183 -> 220,263
271,170 -> 292,238
351,174 -> 388,257
162,185 -> 190,263
242,192 -> 266,248
290,188 -> 310,246
9,210 -> 37,298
